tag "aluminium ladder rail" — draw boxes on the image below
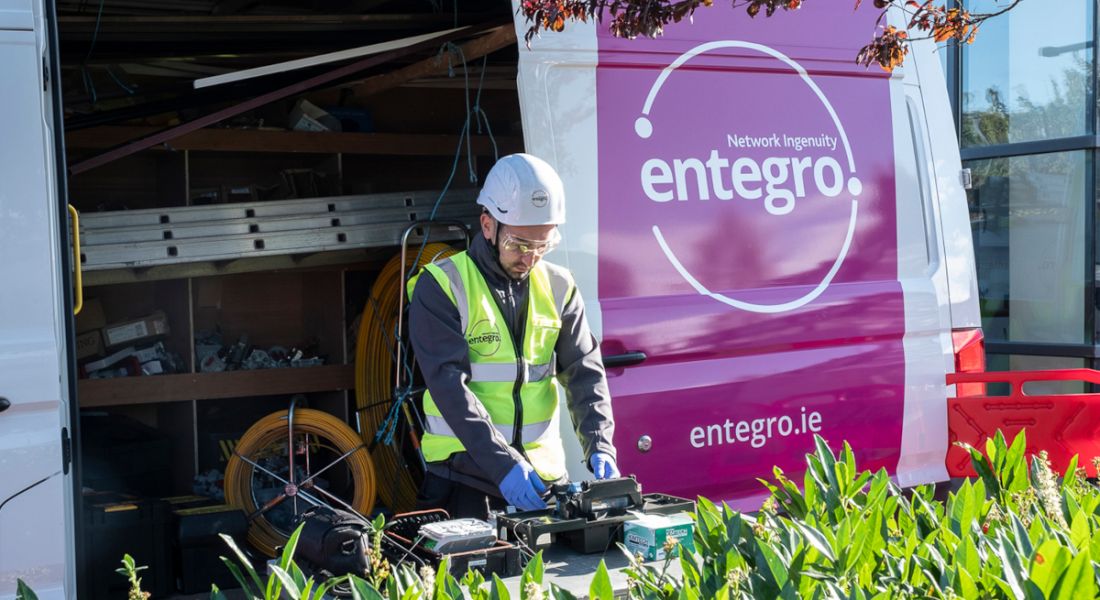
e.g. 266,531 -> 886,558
79,190 -> 478,270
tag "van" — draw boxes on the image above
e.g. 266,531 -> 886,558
0,0 -> 981,596
519,2 -> 982,507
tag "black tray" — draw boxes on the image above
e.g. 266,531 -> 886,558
382,509 -> 522,579
498,493 -> 694,554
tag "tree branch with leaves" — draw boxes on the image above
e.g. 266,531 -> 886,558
519,0 -> 1026,71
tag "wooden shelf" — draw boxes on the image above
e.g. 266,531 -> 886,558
78,364 -> 355,407
66,126 -> 522,156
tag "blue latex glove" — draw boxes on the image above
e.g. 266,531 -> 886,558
499,462 -> 547,511
590,452 -> 620,480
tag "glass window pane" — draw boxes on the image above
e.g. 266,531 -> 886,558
967,151 -> 1088,344
961,0 -> 1092,147
986,355 -> 1088,395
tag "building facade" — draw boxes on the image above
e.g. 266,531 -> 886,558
943,0 -> 1096,378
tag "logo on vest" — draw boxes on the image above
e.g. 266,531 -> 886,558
467,319 -> 502,356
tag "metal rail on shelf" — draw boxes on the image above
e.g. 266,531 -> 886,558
78,189 -> 478,270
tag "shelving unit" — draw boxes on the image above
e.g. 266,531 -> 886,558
69,118 -> 499,496
77,364 -> 356,407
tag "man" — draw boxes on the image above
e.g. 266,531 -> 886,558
408,153 -> 618,519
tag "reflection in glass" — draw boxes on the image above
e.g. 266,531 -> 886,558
961,0 -> 1092,146
967,152 -> 1087,344
985,355 -> 1088,395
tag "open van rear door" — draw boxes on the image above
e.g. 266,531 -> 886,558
0,0 -> 76,596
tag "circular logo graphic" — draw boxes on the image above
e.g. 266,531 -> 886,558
637,40 -> 862,314
531,190 -> 549,208
467,319 -> 502,357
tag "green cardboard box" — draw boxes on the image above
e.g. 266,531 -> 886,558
623,513 -> 695,561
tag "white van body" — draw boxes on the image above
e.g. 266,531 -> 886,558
0,0 -> 77,597
0,1 -> 980,595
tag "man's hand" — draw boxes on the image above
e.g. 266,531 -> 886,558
499,461 -> 547,511
589,452 -> 620,480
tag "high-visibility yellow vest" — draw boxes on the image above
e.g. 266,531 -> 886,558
409,251 -> 575,481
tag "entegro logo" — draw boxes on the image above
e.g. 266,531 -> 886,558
636,41 -> 862,314
467,319 -> 502,357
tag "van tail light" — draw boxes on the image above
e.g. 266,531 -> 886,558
952,328 -> 986,397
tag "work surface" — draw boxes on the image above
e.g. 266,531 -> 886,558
499,545 -> 683,599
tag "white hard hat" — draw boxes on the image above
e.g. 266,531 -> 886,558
476,154 -> 565,226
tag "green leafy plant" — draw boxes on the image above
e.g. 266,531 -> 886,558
214,522 -> 349,600
15,579 -> 38,600
622,431 -> 1100,599
116,554 -> 150,600
21,429 -> 1099,599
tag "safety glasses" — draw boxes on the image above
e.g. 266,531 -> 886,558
500,229 -> 561,257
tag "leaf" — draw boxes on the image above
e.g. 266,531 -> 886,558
1090,530 -> 1100,563
1004,431 -> 1029,492
589,561 -> 613,600
1069,513 -> 1086,550
955,567 -> 979,599
209,584 -> 229,600
269,565 -> 303,600
15,580 -> 39,600
350,574 -> 386,600
960,442 -> 1001,499
1049,548 -> 1094,600
1028,540 -> 1071,599
490,574 -> 512,600
548,582 -> 578,600
445,573 -> 464,599
992,531 -> 1028,599
1062,455 -> 1080,495
218,533 -> 265,596
522,551 -> 545,588
436,557 -> 452,599
789,519 -> 836,564
757,538 -> 790,590
299,578 -> 316,600
957,534 -> 980,578
1009,513 -> 1034,558
677,584 -> 700,600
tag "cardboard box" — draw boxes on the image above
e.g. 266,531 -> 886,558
75,330 -> 105,360
103,311 -> 170,348
75,298 -> 106,334
623,513 -> 695,562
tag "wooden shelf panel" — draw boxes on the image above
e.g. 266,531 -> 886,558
78,364 -> 355,407
66,126 -> 522,156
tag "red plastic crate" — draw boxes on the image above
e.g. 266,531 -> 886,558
946,369 -> 1100,478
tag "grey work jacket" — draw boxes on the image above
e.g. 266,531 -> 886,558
408,234 -> 616,496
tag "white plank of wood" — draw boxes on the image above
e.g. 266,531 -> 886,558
192,26 -> 467,89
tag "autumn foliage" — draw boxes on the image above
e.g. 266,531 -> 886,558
519,0 -> 1024,72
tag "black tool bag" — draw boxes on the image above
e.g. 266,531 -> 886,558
294,506 -> 371,579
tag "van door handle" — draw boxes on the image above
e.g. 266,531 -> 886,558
0,397 -> 10,413
603,352 -> 647,368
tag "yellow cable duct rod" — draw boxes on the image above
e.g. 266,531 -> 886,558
355,242 -> 458,513
225,407 -> 377,556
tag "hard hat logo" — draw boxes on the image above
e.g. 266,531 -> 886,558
476,154 -> 566,226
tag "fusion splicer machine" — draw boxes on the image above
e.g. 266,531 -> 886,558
496,476 -> 694,554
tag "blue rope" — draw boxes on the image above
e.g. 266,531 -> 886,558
377,44 -> 499,448
81,0 -> 106,107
